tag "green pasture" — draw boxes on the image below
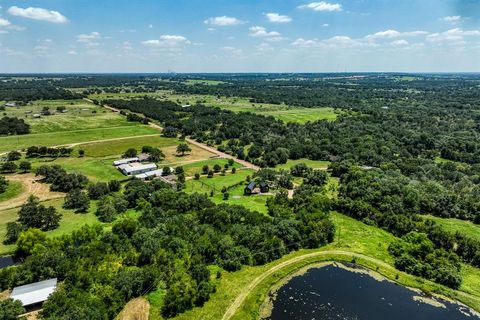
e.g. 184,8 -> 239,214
0,125 -> 159,154
426,215 -> 480,242
0,181 -> 24,203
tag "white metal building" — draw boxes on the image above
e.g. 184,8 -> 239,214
10,278 -> 57,307
134,167 -> 174,180
113,157 -> 139,166
120,163 -> 157,176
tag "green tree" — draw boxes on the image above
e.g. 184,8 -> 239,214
176,143 -> 192,156
19,161 -> 32,173
63,189 -> 90,213
18,196 -> 61,231
16,228 -> 47,256
1,162 -> 17,173
6,151 -> 21,162
0,176 -> 8,194
0,299 -> 26,320
123,148 -> 137,158
3,222 -> 23,244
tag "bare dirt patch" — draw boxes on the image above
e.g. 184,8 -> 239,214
116,297 -> 150,320
0,174 -> 64,211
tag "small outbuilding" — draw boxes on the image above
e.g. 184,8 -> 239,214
259,182 -> 270,193
10,278 -> 57,307
244,181 -> 256,195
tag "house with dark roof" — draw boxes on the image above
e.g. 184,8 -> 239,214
244,181 -> 256,195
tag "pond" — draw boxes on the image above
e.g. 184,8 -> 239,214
265,264 -> 479,320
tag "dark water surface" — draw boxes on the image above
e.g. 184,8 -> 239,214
267,264 -> 479,320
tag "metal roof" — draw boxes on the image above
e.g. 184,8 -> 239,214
11,278 -> 57,306
123,163 -> 157,173
135,167 -> 173,179
113,157 -> 139,166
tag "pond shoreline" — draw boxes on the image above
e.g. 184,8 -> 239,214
260,261 -> 480,320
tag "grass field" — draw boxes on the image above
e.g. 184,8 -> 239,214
0,99 -> 160,153
88,91 -> 340,124
29,157 -> 125,182
0,181 -> 24,203
184,79 -> 225,86
275,158 -> 331,170
426,215 -> 480,242
184,169 -> 269,214
182,159 -> 243,177
78,135 -> 177,158
3,99 -> 134,134
0,198 -> 100,255
0,125 -> 159,154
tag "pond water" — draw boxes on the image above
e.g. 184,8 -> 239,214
266,264 -> 479,320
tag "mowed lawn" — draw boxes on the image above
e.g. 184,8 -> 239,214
78,135 -> 178,158
425,215 -> 480,242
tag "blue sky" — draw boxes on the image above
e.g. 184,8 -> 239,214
0,0 -> 480,72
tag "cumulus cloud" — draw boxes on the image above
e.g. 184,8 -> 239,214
142,35 -> 190,47
249,26 -> 284,41
265,13 -> 292,23
441,15 -> 461,22
390,39 -> 409,46
298,2 -> 342,12
0,18 -> 11,27
7,6 -> 68,23
365,29 -> 428,39
426,28 -> 480,43
204,16 -> 245,26
77,32 -> 101,43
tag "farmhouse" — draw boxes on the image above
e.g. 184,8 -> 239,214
10,278 -> 57,307
118,162 -> 157,176
113,157 -> 139,166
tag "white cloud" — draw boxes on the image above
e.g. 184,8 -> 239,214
441,15 -> 461,22
249,26 -> 284,41
77,32 -> 101,43
7,6 -> 68,24
322,23 -> 329,27
391,39 -> 409,46
426,28 -> 480,43
365,29 -> 428,39
298,2 -> 342,12
265,13 -> 292,23
204,16 -> 245,26
0,18 -> 11,27
220,46 -> 243,56
68,50 -> 78,55
256,42 -> 274,53
291,38 -> 321,48
142,35 -> 190,47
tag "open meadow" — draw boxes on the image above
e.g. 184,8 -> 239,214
0,99 -> 159,153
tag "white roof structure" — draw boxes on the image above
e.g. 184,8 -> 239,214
135,167 -> 174,179
11,278 -> 57,306
113,157 -> 139,166
122,163 -> 157,174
